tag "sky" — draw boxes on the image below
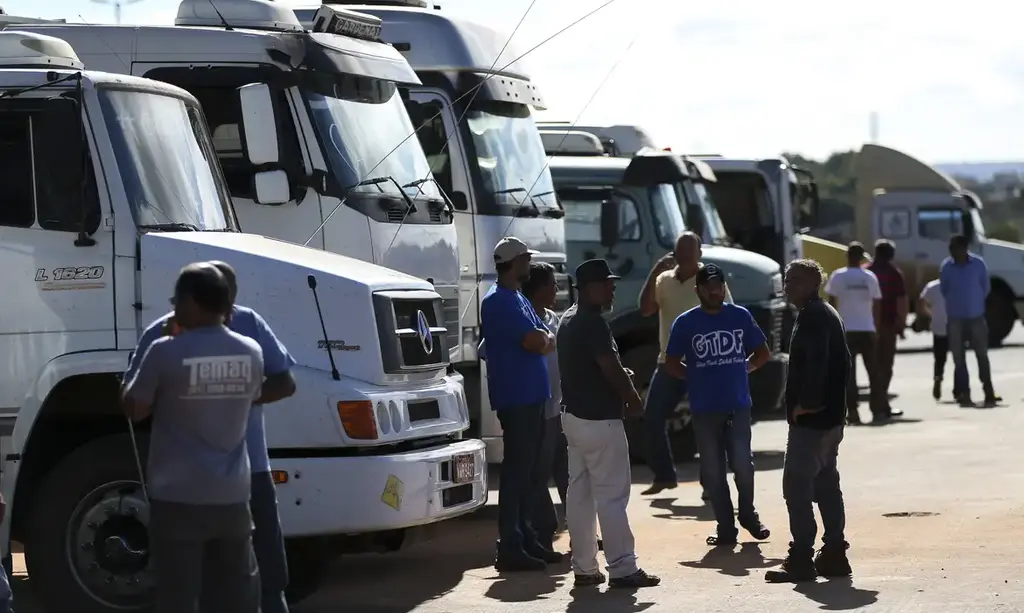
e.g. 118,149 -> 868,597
5,0 -> 1024,163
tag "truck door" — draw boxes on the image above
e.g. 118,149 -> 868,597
0,97 -> 114,409
558,186 -> 644,313
404,90 -> 478,337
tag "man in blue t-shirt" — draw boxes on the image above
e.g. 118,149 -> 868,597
665,264 -> 772,546
480,237 -> 562,572
127,261 -> 297,613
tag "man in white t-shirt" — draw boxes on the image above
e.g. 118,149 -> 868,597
918,278 -> 964,401
824,242 -> 883,424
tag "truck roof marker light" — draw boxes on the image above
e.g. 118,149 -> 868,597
175,0 -> 305,33
310,4 -> 383,41
337,400 -> 379,440
0,31 -> 83,69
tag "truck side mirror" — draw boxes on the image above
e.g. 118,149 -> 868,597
450,191 -> 469,211
238,83 -> 281,166
809,182 -> 821,227
600,199 -> 620,248
253,170 -> 291,206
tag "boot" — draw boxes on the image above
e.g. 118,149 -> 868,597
814,544 -> 852,578
932,377 -> 941,400
765,551 -> 817,583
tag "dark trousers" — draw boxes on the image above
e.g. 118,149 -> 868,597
532,414 -> 568,546
150,500 -> 260,613
948,316 -> 994,398
876,325 -> 899,409
0,554 -> 11,613
644,365 -> 686,484
496,403 -> 547,557
933,334 -> 949,380
692,409 -> 757,538
845,331 -> 883,419
782,426 -> 846,558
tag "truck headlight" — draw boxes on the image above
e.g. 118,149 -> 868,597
376,401 -> 391,435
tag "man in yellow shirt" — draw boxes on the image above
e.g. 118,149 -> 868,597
638,232 -> 732,495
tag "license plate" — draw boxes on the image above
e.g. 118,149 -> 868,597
454,453 -> 474,484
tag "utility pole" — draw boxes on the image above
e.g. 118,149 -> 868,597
869,111 -> 879,143
91,0 -> 144,25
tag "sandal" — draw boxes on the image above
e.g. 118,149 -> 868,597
741,520 -> 771,541
706,533 -> 738,547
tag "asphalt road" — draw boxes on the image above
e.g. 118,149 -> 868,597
12,328 -> 1024,612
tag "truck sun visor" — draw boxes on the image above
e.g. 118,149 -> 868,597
622,152 -> 690,187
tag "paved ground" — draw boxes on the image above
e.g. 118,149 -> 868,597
12,330 -> 1024,612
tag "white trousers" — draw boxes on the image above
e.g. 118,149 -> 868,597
561,412 -> 638,578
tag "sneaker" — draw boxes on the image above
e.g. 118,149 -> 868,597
813,546 -> 852,578
765,555 -> 817,583
983,394 -> 1002,408
641,481 -> 677,496
574,572 -> 605,587
740,518 -> 771,541
494,552 -> 546,572
932,379 -> 941,400
958,396 -> 976,408
525,545 -> 565,564
609,569 -> 661,588
706,532 -> 739,547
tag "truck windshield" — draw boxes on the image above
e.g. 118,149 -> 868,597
98,88 -> 234,230
466,100 -> 557,212
649,183 -> 687,248
692,182 -> 728,244
303,74 -> 440,200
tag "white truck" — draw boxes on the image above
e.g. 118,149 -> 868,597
854,143 -> 1024,345
0,30 -> 483,613
14,0 -> 463,365
295,1 -> 570,463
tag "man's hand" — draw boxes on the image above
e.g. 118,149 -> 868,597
625,391 -> 644,418
654,253 -> 675,274
543,331 -> 556,354
792,405 -> 822,417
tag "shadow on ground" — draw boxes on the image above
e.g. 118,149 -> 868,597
680,542 -> 783,577
565,585 -> 656,613
792,577 -> 880,611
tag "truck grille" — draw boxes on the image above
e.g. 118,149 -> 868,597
385,208 -> 444,223
372,290 -> 450,374
748,305 -> 784,353
441,295 -> 460,355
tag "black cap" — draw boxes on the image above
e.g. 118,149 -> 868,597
695,263 -> 726,285
574,259 -> 620,288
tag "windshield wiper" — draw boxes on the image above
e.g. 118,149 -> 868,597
0,72 -> 81,100
530,190 -> 564,218
403,177 -> 454,218
496,187 -> 543,218
349,175 -> 416,214
137,222 -> 199,232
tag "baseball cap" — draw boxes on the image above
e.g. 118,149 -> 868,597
575,259 -> 620,287
695,263 -> 726,285
846,241 -> 865,259
493,237 -> 539,264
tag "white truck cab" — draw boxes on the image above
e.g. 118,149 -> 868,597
0,30 -> 483,613
11,0 -> 463,364
296,1 -> 570,463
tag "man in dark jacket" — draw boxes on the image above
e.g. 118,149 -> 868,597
766,259 -> 852,584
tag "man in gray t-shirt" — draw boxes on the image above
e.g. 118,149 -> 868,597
123,263 -> 263,613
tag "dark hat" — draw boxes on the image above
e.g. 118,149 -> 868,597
574,259 -> 620,287
695,263 -> 726,285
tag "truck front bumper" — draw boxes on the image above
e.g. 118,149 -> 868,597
272,438 -> 487,538
750,352 -> 788,416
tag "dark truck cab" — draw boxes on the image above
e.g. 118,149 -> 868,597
551,151 -> 788,460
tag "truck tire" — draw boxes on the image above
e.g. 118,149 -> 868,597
621,344 -> 697,464
284,542 -> 330,605
986,288 -> 1016,347
25,433 -> 152,613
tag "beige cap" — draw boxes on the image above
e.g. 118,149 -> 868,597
493,237 -> 539,264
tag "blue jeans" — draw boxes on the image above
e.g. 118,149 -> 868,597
691,408 -> 757,538
496,403 -> 547,557
782,425 -> 846,557
532,415 -> 568,546
948,316 -> 993,397
0,557 -> 11,613
644,365 -> 686,484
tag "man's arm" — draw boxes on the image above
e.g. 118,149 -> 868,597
793,308 -> 830,413
122,340 -> 166,422
939,260 -> 951,299
253,313 -> 297,405
586,317 -> 642,414
894,268 -> 908,329
664,315 -> 688,380
638,255 -> 674,316
979,258 -> 991,297
869,272 -> 883,331
742,309 -> 771,372
123,315 -> 170,386
482,292 -> 552,355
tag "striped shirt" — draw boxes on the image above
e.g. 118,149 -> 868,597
867,261 -> 906,326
